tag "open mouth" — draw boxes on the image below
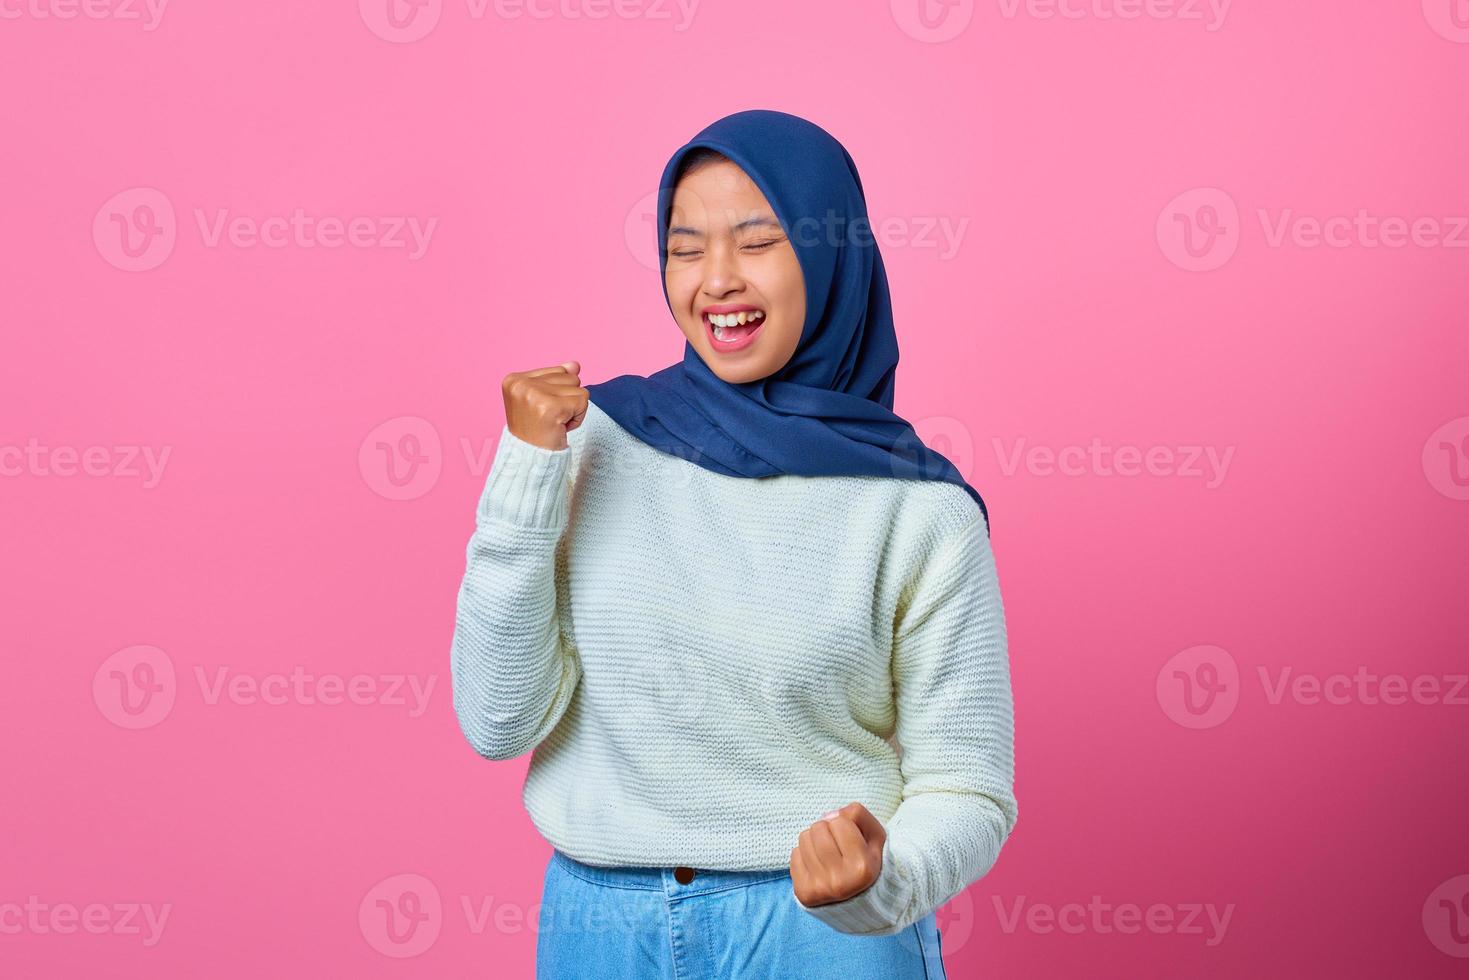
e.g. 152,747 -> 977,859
703,308 -> 766,352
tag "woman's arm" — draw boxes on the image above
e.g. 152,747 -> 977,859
449,423 -> 582,760
797,513 -> 1018,935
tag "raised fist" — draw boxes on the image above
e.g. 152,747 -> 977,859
501,360 -> 589,452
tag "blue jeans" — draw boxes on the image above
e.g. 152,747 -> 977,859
535,848 -> 948,979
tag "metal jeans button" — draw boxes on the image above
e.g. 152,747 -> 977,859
673,866 -> 696,884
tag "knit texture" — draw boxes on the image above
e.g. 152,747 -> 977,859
450,399 -> 1017,937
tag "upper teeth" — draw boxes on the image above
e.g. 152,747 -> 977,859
709,311 -> 765,327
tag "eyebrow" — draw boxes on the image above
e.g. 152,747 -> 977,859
667,216 -> 784,238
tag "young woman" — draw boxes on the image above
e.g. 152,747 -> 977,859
451,108 -> 1016,979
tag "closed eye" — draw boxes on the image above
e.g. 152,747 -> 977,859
668,238 -> 784,259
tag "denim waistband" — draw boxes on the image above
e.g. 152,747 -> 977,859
551,849 -> 793,896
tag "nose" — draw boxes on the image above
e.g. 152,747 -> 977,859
701,242 -> 746,299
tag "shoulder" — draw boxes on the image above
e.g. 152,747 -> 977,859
563,398 -> 642,487
889,479 -> 989,559
565,398 -> 611,457
886,481 -> 1000,636
558,400 -> 594,487
568,397 -> 676,472
881,479 -> 994,606
569,397 -> 603,437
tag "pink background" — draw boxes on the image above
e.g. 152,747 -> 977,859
3,1 -> 1468,977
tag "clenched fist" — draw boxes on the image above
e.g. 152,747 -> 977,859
501,360 -> 589,452
790,802 -> 885,907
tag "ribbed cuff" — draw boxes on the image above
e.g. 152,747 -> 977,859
794,837 -> 915,936
476,424 -> 573,530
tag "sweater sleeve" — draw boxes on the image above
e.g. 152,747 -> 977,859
796,514 -> 1018,936
449,423 -> 582,761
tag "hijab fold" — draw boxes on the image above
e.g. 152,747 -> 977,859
585,109 -> 990,535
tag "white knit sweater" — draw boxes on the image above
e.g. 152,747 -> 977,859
449,399 -> 1017,937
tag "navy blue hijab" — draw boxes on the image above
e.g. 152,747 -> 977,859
585,109 -> 990,535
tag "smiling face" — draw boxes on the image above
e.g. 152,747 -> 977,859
664,157 -> 806,384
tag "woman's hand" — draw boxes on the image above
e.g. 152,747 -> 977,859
501,360 -> 589,451
789,801 -> 885,907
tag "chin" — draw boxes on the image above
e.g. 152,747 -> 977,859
715,363 -> 769,384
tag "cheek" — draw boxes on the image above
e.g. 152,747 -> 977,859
779,283 -> 805,337
775,262 -> 804,321
666,273 -> 700,315
781,311 -> 804,349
